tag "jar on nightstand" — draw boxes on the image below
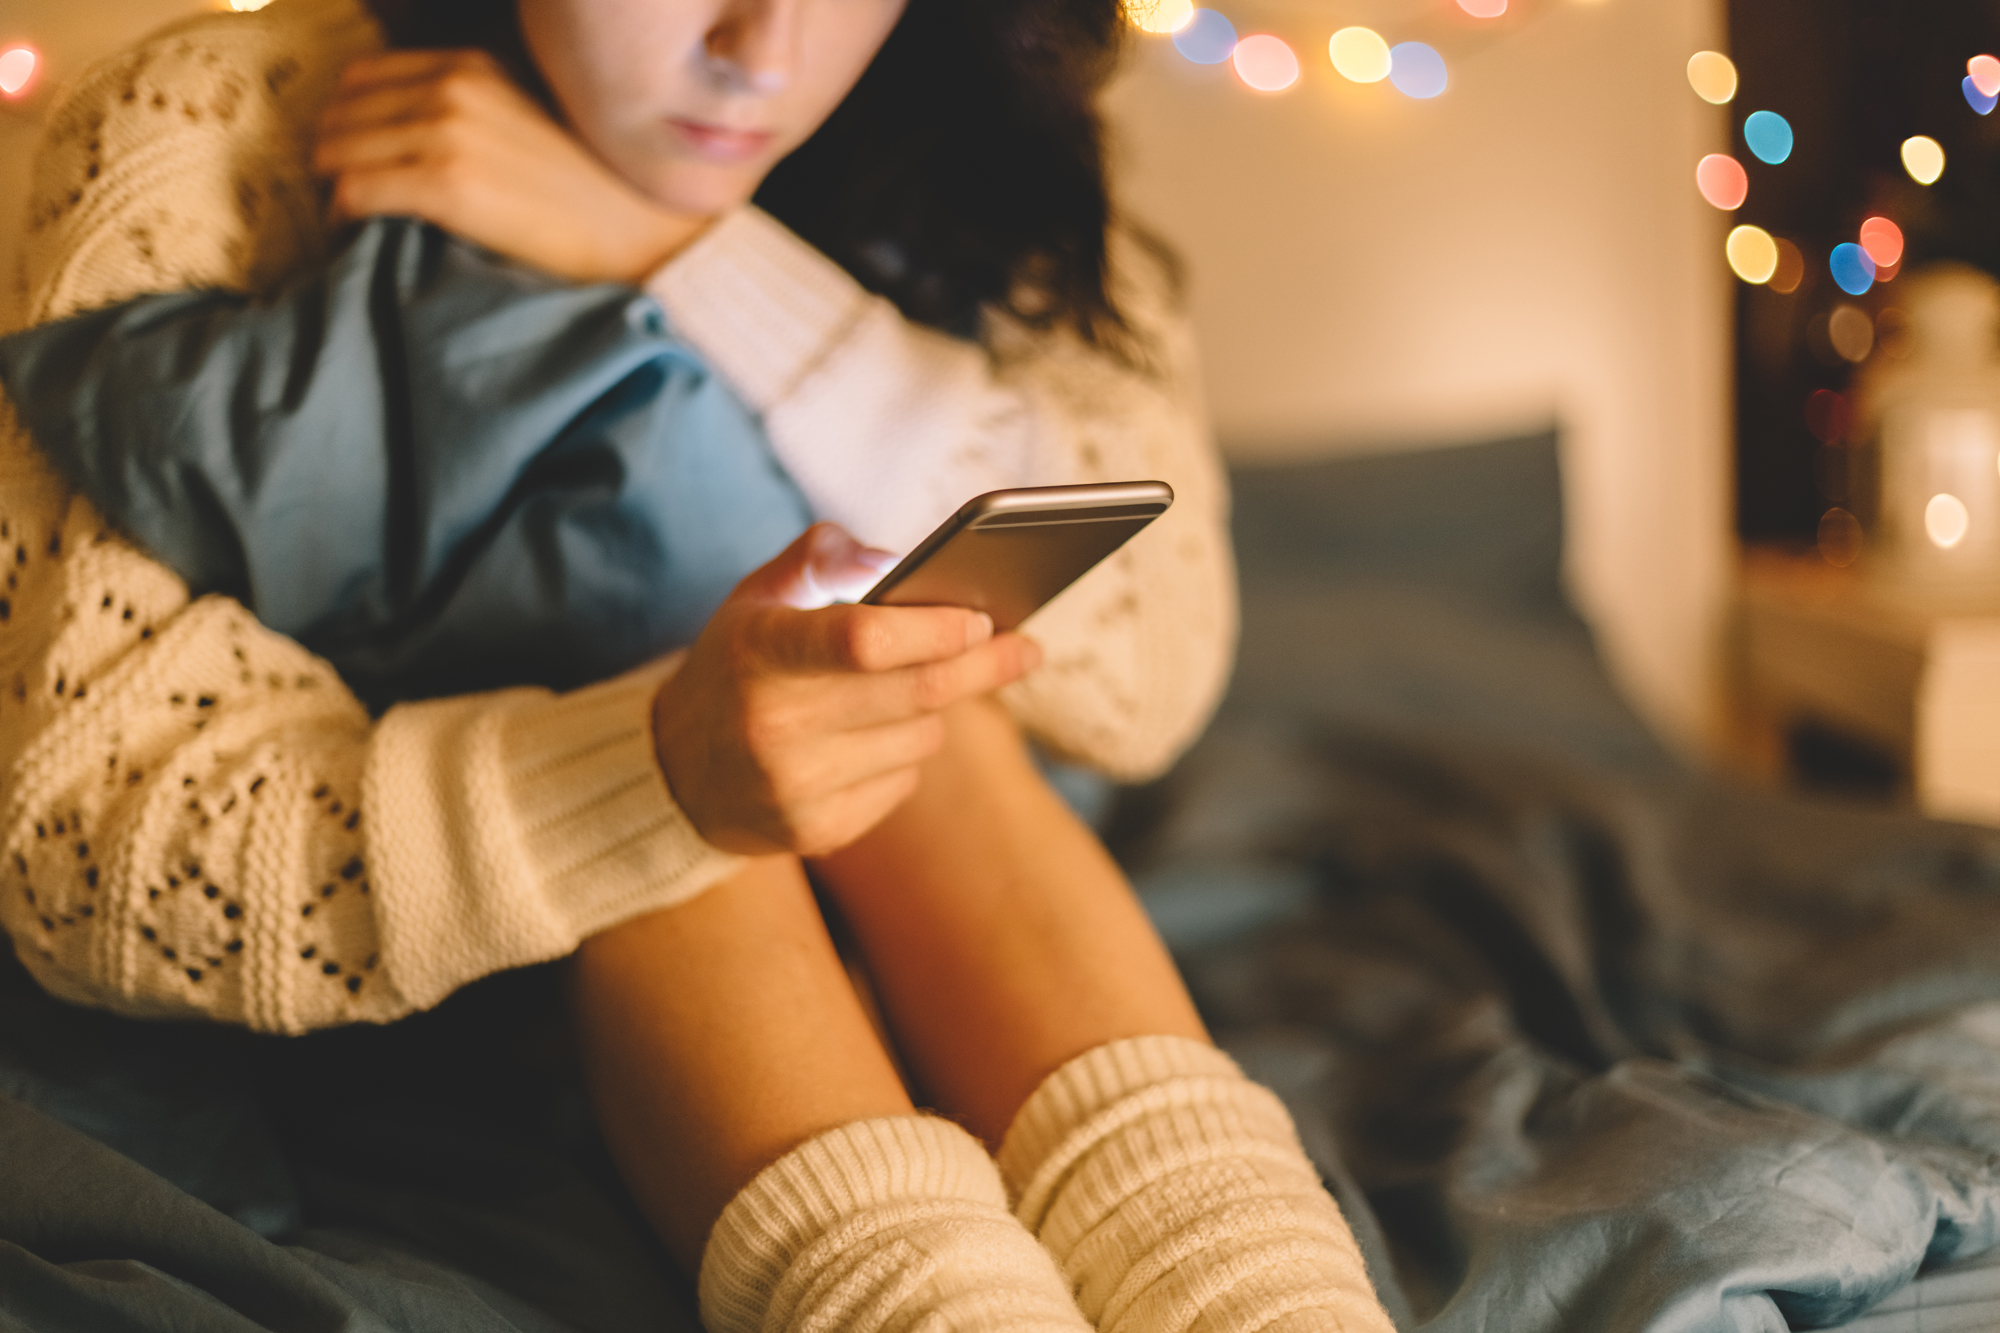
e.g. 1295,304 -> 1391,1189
1856,263 -> 2000,604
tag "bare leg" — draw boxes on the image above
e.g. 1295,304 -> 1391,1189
567,855 -> 912,1270
810,697 -> 1207,1148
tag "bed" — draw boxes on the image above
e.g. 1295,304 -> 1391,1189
4,432 -> 2000,1331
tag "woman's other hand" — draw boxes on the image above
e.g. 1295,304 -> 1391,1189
315,50 -> 708,284
653,524 -> 1043,857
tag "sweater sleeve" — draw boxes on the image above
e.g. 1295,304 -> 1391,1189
0,216 -> 811,707
0,0 -> 741,1032
647,210 -> 1237,782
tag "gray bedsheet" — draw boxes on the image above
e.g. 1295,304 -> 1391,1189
3,432 -> 1996,1332
1116,435 -> 2000,1331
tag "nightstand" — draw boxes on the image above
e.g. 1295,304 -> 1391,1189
1735,548 -> 2000,824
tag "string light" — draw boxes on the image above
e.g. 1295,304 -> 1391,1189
1828,304 -> 1874,361
1963,76 -> 1996,115
1125,0 -> 1195,33
1233,34 -> 1298,91
1927,493 -> 1971,549
1687,51 -> 1738,105
1742,110 -> 1793,164
1829,243 -> 1876,296
1859,217 -> 1904,270
1389,42 -> 1448,99
0,45 -> 37,98
1329,27 -> 1391,83
1970,54 -> 2000,98
1696,155 -> 1748,210
1901,135 -> 1945,185
1726,225 -> 1779,284
1770,239 -> 1806,294
1173,9 -> 1237,64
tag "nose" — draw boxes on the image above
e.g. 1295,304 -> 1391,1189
704,0 -> 798,96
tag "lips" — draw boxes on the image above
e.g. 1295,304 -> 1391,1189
667,118 -> 776,164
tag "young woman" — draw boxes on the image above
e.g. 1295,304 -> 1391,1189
0,0 -> 1394,1327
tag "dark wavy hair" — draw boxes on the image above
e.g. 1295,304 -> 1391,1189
365,0 -> 1161,350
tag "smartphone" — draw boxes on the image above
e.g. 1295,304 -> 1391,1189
860,481 -> 1174,631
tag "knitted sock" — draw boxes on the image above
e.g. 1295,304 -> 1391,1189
998,1036 -> 1396,1333
699,1115 -> 1095,1333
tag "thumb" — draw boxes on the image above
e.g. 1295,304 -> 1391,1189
737,523 -> 900,610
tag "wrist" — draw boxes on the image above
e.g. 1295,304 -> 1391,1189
606,203 -> 713,285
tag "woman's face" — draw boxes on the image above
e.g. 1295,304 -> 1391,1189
517,0 -> 908,217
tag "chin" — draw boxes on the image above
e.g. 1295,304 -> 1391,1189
640,161 -> 764,219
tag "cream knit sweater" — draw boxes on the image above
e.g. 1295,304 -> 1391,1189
0,0 -> 1236,1034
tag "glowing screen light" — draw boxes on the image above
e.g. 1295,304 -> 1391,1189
1126,0 -> 1195,34
1902,135 -> 1946,185
1726,225 -> 1779,284
1458,0 -> 1507,15
1964,77 -> 1998,115
1232,34 -> 1298,91
1687,51 -> 1738,105
1742,110 -> 1793,164
1173,9 -> 1237,64
1830,242 -> 1877,296
1696,155 -> 1748,210
1389,42 -> 1448,99
1927,492 -> 1971,548
1971,54 -> 2000,98
0,45 -> 36,98
1770,238 -> 1806,294
1329,27 -> 1391,83
1859,217 -> 1904,270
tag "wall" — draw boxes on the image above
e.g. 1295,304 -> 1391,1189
1104,0 -> 1733,750
1,0 -> 1736,750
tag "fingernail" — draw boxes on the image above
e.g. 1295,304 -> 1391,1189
966,612 -> 994,648
857,547 -> 900,574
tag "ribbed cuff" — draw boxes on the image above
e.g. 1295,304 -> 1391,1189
498,653 -> 740,942
997,1035 -> 1245,1229
699,1115 -> 1008,1333
644,207 -> 873,412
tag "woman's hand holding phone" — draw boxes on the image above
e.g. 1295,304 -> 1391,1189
652,524 -> 1043,857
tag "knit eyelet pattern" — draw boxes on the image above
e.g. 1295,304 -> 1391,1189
1,0 -> 744,1033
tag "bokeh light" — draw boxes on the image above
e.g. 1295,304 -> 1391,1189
1126,0 -> 1195,34
1964,77 -> 1997,116
1329,27 -> 1391,83
1971,54 -> 2000,98
1859,217 -> 1904,269
1818,508 -> 1862,567
1173,9 -> 1237,64
1770,239 -> 1806,295
1389,42 -> 1448,99
1232,34 -> 1298,91
1828,304 -> 1875,362
1742,110 -> 1793,164
1927,493 -> 1971,548
1830,243 -> 1876,296
1687,51 -> 1738,105
1805,389 -> 1852,445
227,0 -> 273,9
1902,135 -> 1946,185
1458,0 -> 1507,15
1696,155 -> 1748,210
1726,225 -> 1779,284
0,45 -> 36,98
